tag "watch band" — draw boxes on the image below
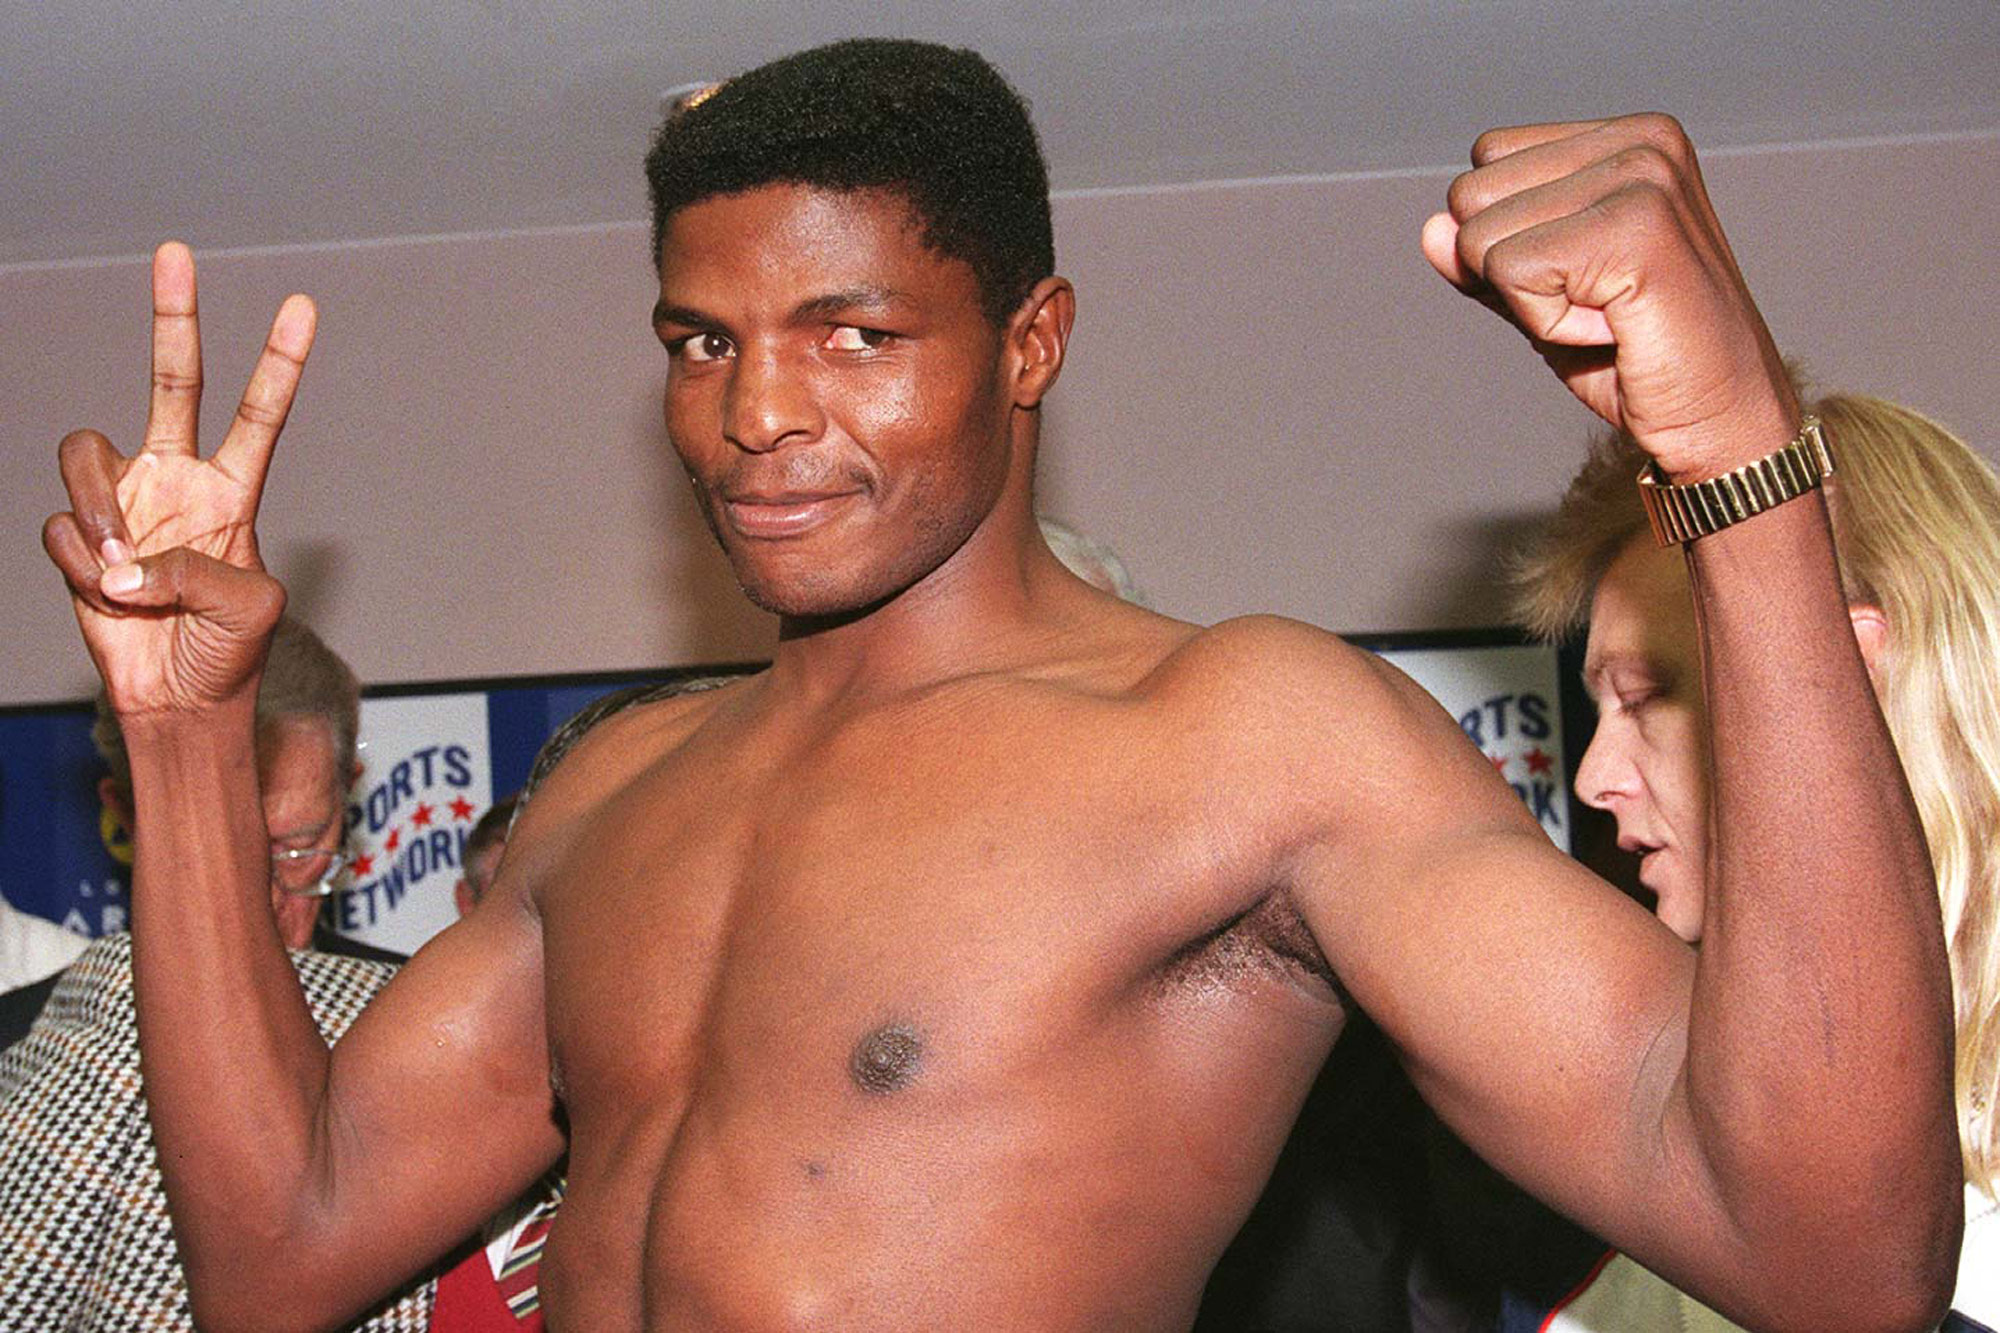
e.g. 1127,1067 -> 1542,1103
1637,415 -> 1834,546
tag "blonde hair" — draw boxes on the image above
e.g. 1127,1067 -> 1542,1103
1511,393 -> 2000,1197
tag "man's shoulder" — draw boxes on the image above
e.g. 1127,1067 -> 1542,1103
1175,613 -> 1368,664
520,673 -> 752,807
930,612 -> 1383,730
309,922 -> 408,967
0,898 -> 91,990
1143,616 -> 1507,822
497,672 -> 755,891
0,934 -> 137,1108
0,972 -> 62,1054
295,942 -> 400,989
1146,615 -> 1428,721
292,947 -> 401,1044
48,931 -> 137,1004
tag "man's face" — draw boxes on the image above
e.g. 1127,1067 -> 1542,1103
654,184 -> 1014,618
259,717 -> 346,950
1576,534 -> 1712,942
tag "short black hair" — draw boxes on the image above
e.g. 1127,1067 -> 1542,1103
644,38 -> 1055,324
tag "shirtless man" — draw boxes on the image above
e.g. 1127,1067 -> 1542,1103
42,39 -> 1958,1333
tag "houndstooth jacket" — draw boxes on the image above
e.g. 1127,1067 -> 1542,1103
0,932 -> 433,1332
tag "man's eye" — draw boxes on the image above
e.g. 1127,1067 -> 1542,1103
671,332 -> 733,363
826,326 -> 892,352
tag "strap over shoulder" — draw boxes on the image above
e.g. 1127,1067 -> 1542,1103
514,673 -> 747,822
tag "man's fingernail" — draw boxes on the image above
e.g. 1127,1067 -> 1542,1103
101,563 -> 143,595
101,539 -> 135,566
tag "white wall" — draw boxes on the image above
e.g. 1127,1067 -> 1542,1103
4,131 -> 1994,704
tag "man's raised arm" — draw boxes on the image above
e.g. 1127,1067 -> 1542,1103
43,244 -> 565,1331
1440,114 -> 1957,1325
1288,114 -> 1956,1333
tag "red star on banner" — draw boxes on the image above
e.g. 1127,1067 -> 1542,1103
385,828 -> 401,853
1489,752 -> 1510,775
1524,748 -> 1554,776
412,802 -> 435,828
450,796 -> 476,821
350,853 -> 374,877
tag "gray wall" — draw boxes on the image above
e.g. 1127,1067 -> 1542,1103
4,130 -> 1994,704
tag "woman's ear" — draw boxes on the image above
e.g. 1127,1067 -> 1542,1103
1849,604 -> 1891,695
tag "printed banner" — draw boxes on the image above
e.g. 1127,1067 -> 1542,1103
338,693 -> 494,956
0,709 -> 130,939
1372,641 -> 1573,850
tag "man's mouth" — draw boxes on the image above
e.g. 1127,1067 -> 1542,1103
721,490 -> 859,538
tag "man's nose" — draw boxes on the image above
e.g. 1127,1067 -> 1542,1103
1574,727 -> 1636,812
723,349 -> 821,454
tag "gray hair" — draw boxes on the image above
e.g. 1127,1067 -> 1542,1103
462,792 -> 521,904
1038,516 -> 1147,606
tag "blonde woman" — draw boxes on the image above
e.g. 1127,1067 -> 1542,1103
1505,391 -> 2000,1331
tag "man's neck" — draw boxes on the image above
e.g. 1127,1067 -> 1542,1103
766,522 -> 1091,707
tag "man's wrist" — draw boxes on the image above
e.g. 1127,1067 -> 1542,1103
117,696 -> 263,783
1637,416 -> 1833,546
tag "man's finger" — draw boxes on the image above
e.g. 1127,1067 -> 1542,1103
1479,199 -> 1649,348
213,293 -> 317,488
1455,116 -> 1703,236
92,545 -> 287,631
43,512 -> 120,613
1422,210 -> 1556,334
1470,113 -> 1696,171
1469,119 -> 1610,166
1421,212 -> 1472,289
56,429 -> 135,565
142,241 -> 204,458
1449,140 -> 1714,290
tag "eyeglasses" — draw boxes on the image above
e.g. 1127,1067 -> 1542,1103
270,847 -> 352,898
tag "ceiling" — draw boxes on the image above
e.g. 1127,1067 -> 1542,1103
4,2 -> 1996,270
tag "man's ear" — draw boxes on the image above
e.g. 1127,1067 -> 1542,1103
1849,604 -> 1891,695
1006,276 -> 1075,410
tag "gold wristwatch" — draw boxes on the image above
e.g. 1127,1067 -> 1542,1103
1637,415 -> 1834,546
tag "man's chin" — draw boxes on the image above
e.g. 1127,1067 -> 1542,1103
736,570 -> 889,626
720,522 -> 963,625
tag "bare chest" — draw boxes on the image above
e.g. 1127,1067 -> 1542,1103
535,691 -> 1335,1107
528,682 -> 1348,1328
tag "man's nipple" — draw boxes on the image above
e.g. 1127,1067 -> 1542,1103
849,1022 -> 924,1094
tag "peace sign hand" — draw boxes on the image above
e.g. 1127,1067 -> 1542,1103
43,242 -> 316,720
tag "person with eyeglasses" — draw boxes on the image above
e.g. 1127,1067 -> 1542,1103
0,616 -> 432,1330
